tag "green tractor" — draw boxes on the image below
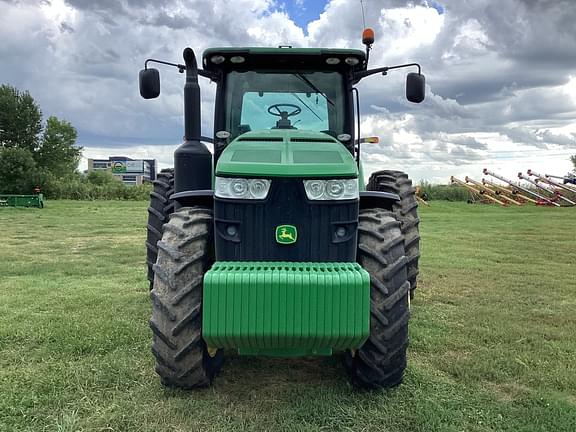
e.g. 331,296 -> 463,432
139,32 -> 425,390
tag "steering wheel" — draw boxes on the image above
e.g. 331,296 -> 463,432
267,103 -> 302,117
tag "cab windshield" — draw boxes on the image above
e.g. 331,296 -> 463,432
224,71 -> 345,140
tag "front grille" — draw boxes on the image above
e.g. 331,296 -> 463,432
214,179 -> 358,262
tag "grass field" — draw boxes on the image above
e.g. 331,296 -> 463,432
0,201 -> 575,431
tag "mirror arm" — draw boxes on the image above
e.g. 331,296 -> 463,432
198,69 -> 218,81
145,58 -> 185,73
353,62 -> 422,83
143,58 -> 218,81
384,62 -> 421,74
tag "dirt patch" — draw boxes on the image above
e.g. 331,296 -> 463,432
485,382 -> 530,402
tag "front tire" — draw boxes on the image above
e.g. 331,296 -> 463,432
149,206 -> 223,389
367,170 -> 420,299
344,208 -> 410,389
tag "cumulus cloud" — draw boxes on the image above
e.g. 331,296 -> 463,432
0,0 -> 574,182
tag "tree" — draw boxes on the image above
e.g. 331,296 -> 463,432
571,155 -> 576,174
0,84 -> 82,194
0,85 -> 42,152
36,116 -> 82,176
0,147 -> 37,194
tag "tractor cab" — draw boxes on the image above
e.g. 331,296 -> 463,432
203,47 -> 365,156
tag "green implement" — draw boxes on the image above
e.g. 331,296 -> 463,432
203,261 -> 370,356
0,194 -> 44,208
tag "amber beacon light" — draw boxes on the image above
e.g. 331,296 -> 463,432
362,28 -> 375,45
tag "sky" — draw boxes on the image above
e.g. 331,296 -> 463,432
1,0 -> 575,184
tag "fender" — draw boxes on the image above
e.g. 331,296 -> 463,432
359,191 -> 400,211
171,190 -> 214,209
173,190 -> 400,211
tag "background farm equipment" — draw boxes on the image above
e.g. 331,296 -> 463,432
449,168 -> 576,208
465,176 -> 523,206
481,178 -> 536,204
0,194 -> 44,208
450,176 -> 507,206
527,170 -> 576,205
545,173 -> 576,187
414,185 -> 430,206
518,172 -> 573,206
482,168 -> 560,207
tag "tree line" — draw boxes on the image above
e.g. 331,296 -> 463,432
0,84 -> 150,200
1,83 -> 573,200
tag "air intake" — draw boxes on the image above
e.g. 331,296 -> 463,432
237,137 -> 283,142
290,137 -> 334,143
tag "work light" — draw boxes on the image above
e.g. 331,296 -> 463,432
210,55 -> 225,64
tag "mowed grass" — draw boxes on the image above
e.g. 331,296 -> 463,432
0,200 -> 575,432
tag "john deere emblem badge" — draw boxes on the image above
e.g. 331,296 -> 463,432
276,225 -> 297,244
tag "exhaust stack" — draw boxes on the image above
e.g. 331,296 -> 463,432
174,48 -> 212,194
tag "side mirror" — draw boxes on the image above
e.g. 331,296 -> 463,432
139,68 -> 160,99
406,72 -> 425,103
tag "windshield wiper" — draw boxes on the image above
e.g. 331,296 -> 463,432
292,93 -> 323,121
294,73 -> 335,107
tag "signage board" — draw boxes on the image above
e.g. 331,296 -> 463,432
111,160 -> 145,174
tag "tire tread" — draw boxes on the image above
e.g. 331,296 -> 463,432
366,170 -> 420,298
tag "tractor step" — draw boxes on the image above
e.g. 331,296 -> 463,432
202,261 -> 370,356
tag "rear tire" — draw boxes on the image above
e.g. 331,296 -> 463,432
367,170 -> 420,298
344,208 -> 410,389
146,169 -> 175,290
149,206 -> 223,389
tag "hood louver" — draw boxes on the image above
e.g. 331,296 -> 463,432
237,137 -> 283,142
290,137 -> 334,143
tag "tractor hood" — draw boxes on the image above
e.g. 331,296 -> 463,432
216,130 -> 358,178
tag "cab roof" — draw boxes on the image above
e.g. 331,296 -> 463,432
202,47 -> 367,73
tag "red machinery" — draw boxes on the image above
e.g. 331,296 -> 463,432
545,173 -> 576,189
481,178 -> 538,204
527,169 -> 576,206
483,168 -> 560,207
519,172 -> 574,206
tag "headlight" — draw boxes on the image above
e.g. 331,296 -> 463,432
215,177 -> 271,200
303,179 -> 358,200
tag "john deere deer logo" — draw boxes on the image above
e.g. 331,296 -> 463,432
275,225 -> 297,244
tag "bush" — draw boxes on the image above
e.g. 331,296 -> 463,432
86,170 -> 117,186
30,170 -> 152,200
418,180 -> 470,202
